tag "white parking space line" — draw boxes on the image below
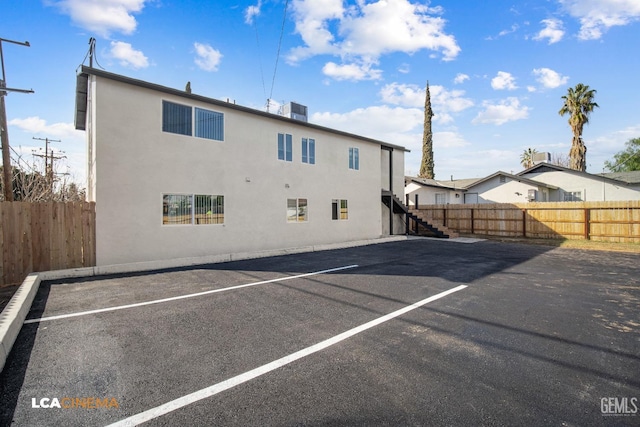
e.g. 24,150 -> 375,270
106,284 -> 468,427
24,264 -> 359,324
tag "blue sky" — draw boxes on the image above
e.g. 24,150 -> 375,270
3,0 -> 640,184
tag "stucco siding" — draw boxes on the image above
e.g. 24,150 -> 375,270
523,171 -> 640,202
90,76 -> 396,265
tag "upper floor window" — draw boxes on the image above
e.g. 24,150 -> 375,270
278,133 -> 293,162
349,147 -> 359,170
302,138 -> 315,164
162,101 -> 224,141
162,101 -> 192,136
195,108 -> 224,141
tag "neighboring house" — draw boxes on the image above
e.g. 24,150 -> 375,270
75,66 -> 407,266
405,176 -> 470,206
518,163 -> 640,202
406,164 -> 640,205
405,172 -> 557,205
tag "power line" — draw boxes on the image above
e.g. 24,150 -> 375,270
269,0 -> 290,103
32,137 -> 65,196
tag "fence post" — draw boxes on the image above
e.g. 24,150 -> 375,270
443,207 -> 447,227
522,209 -> 527,238
405,194 -> 409,207
584,208 -> 590,240
415,194 -> 419,210
470,208 -> 474,234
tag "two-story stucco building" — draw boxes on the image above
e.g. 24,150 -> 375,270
75,66 -> 407,266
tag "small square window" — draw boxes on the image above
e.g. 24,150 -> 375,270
332,199 -> 348,220
287,198 -> 308,222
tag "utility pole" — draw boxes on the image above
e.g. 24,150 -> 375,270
32,137 -> 64,197
0,37 -> 34,201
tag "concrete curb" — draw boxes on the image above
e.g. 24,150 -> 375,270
0,273 -> 41,372
0,235 -> 407,372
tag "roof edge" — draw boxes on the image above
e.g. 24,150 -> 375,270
78,66 -> 409,152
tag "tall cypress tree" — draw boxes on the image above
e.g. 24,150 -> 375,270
419,82 -> 434,179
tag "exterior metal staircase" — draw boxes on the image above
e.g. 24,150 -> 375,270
381,191 -> 452,238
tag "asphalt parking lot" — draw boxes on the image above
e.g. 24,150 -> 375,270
1,238 -> 638,426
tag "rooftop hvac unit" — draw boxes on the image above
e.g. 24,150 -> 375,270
532,152 -> 551,164
283,102 -> 308,122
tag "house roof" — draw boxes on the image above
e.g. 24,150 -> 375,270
518,163 -> 637,186
405,176 -> 474,191
406,171 -> 557,191
465,171 -> 558,190
76,66 -> 409,153
600,171 -> 640,185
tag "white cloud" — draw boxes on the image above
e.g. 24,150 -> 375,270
532,67 -> 569,89
109,41 -> 149,69
8,116 -> 83,139
533,18 -> 565,44
491,71 -> 518,90
312,105 -> 422,139
559,0 -> 640,40
398,63 -> 411,74
453,73 -> 469,84
322,61 -> 382,81
288,0 -> 460,81
434,131 -> 470,148
245,0 -> 262,24
194,42 -> 223,72
379,82 -> 474,125
472,97 -> 530,125
50,0 -> 148,37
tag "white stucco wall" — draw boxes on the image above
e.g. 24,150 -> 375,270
405,182 -> 463,207
88,75 -> 404,265
522,171 -> 640,202
466,177 -> 543,204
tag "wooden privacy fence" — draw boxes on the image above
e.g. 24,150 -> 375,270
412,201 -> 640,243
0,202 -> 96,286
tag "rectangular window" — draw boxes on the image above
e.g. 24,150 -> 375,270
278,133 -> 293,161
163,194 -> 192,224
287,198 -> 308,222
302,138 -> 315,164
162,101 -> 192,136
195,108 -> 224,141
349,147 -> 359,170
163,194 -> 224,225
563,191 -> 582,202
435,193 -> 446,204
194,195 -> 224,224
332,199 -> 348,220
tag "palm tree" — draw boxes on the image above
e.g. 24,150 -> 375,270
520,148 -> 538,169
559,83 -> 598,171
